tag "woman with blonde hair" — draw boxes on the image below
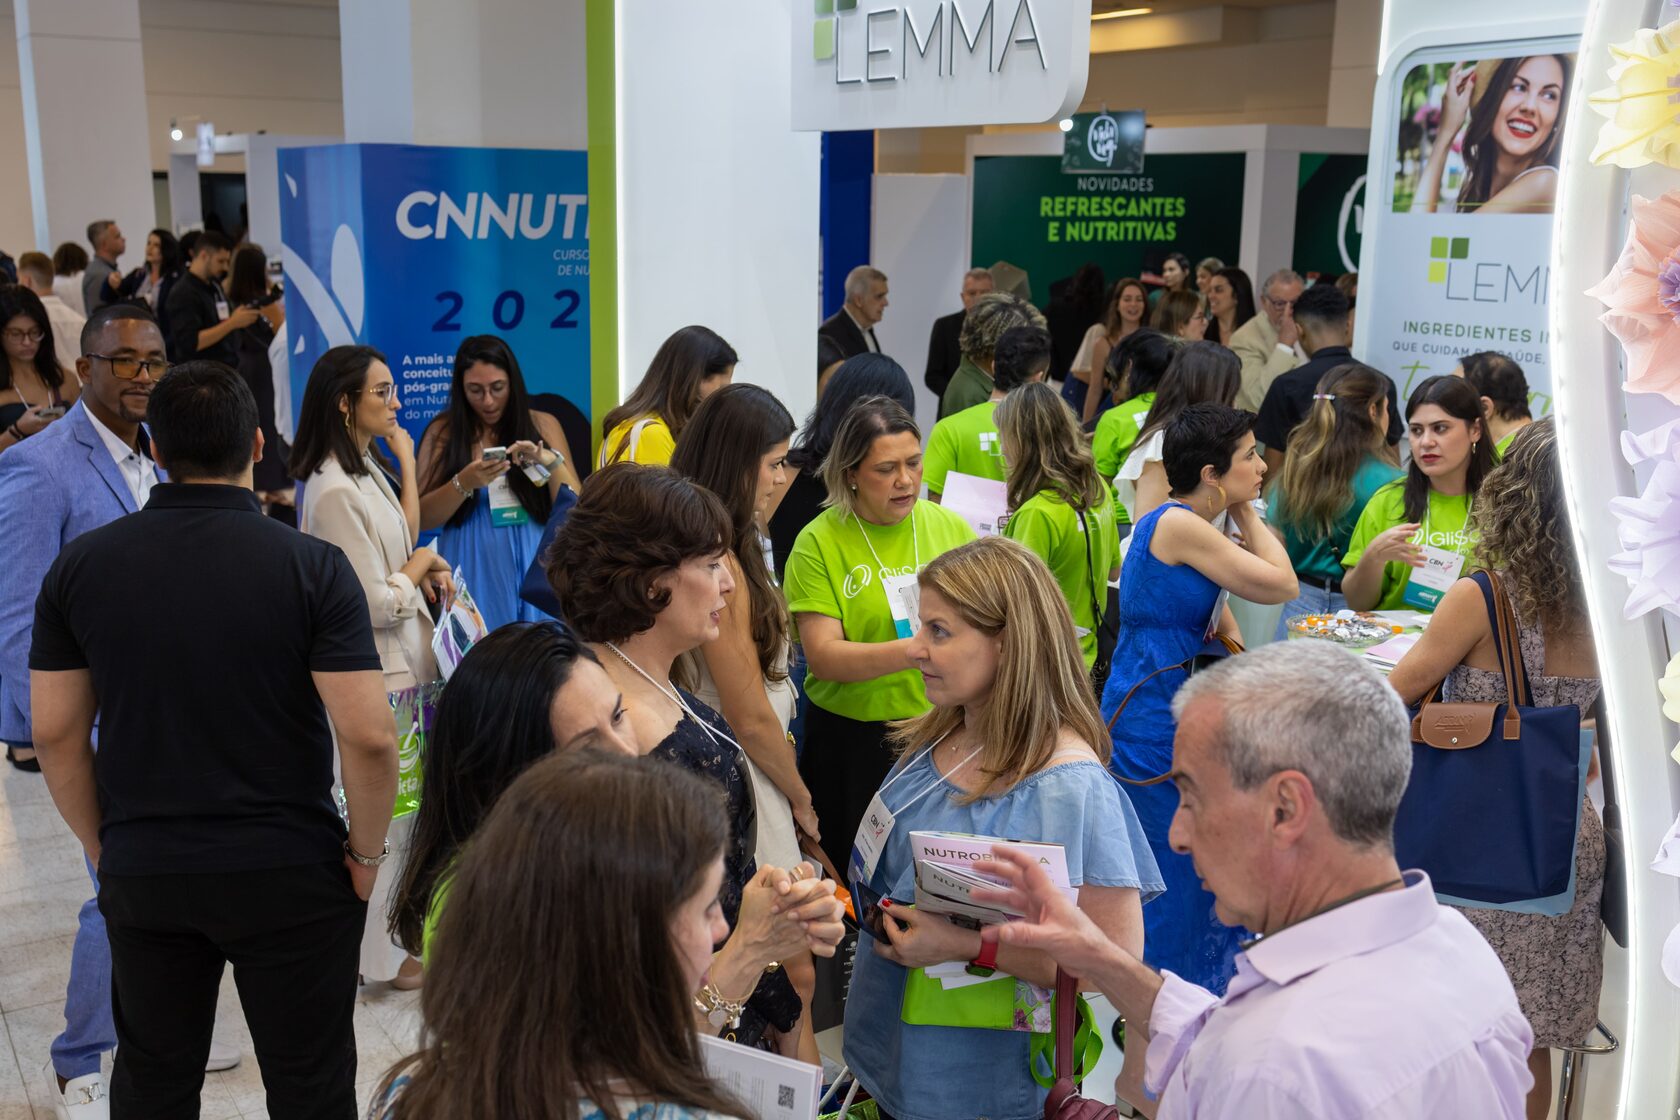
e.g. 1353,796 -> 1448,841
1150,288 -> 1206,341
1066,277 -> 1148,423
1388,418 -> 1602,1119
843,536 -> 1160,1120
997,382 -> 1118,674
1267,362 -> 1402,633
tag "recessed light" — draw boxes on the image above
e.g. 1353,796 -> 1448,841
1092,6 -> 1153,19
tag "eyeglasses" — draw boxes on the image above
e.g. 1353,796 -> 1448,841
1263,295 -> 1297,312
86,353 -> 168,380
3,328 -> 44,344
357,384 -> 399,404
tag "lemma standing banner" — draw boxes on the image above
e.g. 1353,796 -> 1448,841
277,144 -> 591,445
1360,44 -> 1577,412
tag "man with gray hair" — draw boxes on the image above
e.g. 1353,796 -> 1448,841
923,267 -> 993,398
82,220 -> 127,315
818,265 -> 888,380
975,641 -> 1533,1118
1228,267 -> 1303,412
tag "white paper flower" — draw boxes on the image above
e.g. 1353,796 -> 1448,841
1608,417 -> 1680,618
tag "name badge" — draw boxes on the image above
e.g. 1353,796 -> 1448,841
850,793 -> 896,884
881,572 -> 922,640
487,474 -> 529,526
215,295 -> 230,322
1404,544 -> 1463,610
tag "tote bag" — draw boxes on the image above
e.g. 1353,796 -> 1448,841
1395,569 -> 1588,916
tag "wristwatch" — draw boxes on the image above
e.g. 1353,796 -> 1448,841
345,837 -> 390,868
966,927 -> 1000,978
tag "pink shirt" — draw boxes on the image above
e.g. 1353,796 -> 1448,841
1146,871 -> 1533,1118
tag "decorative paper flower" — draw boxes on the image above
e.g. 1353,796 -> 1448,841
1587,192 -> 1680,403
1589,20 -> 1680,169
1607,417 -> 1680,618
1661,651 -> 1680,722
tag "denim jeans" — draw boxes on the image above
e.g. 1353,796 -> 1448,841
1273,582 -> 1351,641
51,857 -> 115,1080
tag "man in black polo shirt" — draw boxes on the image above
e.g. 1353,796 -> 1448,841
1253,282 -> 1404,474
163,231 -> 260,364
29,361 -> 398,1119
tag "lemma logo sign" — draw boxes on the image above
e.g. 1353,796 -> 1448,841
1428,236 -> 1470,284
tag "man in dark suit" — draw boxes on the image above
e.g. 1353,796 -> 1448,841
923,267 -> 994,398
817,266 -> 888,389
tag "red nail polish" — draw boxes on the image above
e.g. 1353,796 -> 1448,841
879,899 -> 893,909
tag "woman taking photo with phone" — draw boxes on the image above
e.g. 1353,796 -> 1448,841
292,344 -> 453,990
416,335 -> 581,631
1101,403 -> 1297,994
784,397 -> 975,873
843,536 -> 1158,1120
1342,375 -> 1495,613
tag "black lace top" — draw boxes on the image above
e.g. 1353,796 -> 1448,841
651,691 -> 798,1040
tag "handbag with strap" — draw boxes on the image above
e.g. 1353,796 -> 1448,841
1103,632 -> 1244,787
1043,969 -> 1119,1120
1077,506 -> 1117,694
1395,569 -> 1589,916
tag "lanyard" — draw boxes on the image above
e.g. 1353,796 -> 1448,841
1419,492 -> 1473,556
855,506 -> 919,592
883,732 -> 983,820
604,642 -> 743,755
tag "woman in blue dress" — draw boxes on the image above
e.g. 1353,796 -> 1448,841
844,536 -> 1162,1120
416,335 -> 582,631
1100,403 -> 1297,995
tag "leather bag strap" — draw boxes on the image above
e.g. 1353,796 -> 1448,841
1471,569 -> 1528,739
1056,968 -> 1079,1082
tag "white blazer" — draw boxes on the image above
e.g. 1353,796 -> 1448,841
299,453 -> 439,690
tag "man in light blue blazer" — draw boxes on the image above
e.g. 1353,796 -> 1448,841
0,305 -> 236,1117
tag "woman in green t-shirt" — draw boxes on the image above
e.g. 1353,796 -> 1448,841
1266,363 -> 1403,635
1343,375 -> 1497,612
996,382 -> 1118,674
783,397 -> 977,872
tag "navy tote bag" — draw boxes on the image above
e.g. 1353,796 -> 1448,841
1394,569 -> 1589,916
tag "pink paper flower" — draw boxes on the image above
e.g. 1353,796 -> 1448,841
1587,192 -> 1680,403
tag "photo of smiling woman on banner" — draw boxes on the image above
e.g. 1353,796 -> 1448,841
1398,52 -> 1574,215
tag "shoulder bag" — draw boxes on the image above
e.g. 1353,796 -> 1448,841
1043,969 -> 1120,1120
1077,506 -> 1118,694
1394,569 -> 1589,915
1103,632 -> 1244,786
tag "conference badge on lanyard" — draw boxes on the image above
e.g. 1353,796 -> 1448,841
1403,501 -> 1468,610
857,508 -> 922,639
487,473 -> 529,526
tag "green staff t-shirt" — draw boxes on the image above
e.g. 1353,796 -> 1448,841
1342,482 -> 1477,612
1091,393 -> 1154,525
925,400 -> 1004,495
1002,485 -> 1118,668
784,502 -> 977,723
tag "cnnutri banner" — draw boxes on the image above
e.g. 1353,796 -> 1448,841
1363,47 -> 1576,411
278,143 -> 592,445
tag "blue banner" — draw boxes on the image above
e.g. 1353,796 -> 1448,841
277,143 -> 591,444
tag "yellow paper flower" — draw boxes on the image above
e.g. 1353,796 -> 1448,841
1590,20 -> 1680,169
1661,651 -> 1680,723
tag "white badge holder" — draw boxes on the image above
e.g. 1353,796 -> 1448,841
487,473 -> 529,526
1404,544 -> 1464,610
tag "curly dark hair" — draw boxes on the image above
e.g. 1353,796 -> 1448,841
545,464 -> 733,643
1470,418 -> 1582,635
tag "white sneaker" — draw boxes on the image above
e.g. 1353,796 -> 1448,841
43,1064 -> 108,1120
205,1037 -> 241,1073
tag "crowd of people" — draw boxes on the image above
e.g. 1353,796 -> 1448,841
0,230 -> 1597,1120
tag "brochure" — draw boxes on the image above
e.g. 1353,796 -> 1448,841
940,471 -> 1010,537
907,830 -> 1072,927
430,568 -> 489,681
699,1034 -> 820,1120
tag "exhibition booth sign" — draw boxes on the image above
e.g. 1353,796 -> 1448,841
277,143 -> 592,444
1362,43 -> 1577,411
1292,153 -> 1366,280
970,152 -> 1245,297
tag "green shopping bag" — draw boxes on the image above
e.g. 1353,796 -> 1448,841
389,681 -> 442,820
899,967 -> 1103,1087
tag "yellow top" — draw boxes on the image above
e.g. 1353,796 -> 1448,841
599,414 -> 676,468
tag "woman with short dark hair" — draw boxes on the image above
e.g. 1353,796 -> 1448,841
548,464 -> 846,1057
1100,403 -> 1296,994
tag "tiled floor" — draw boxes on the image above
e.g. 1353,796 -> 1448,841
0,760 -> 421,1119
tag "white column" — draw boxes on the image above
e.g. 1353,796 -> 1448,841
15,0 -> 154,265
339,0 -> 586,149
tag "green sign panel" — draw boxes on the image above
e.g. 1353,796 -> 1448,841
1292,153 -> 1366,279
971,153 -> 1246,301
1061,111 -> 1146,174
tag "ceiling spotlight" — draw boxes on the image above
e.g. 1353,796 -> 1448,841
170,118 -> 183,142
1092,6 -> 1153,18
1059,118 -> 1074,132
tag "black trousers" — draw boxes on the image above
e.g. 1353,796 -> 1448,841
799,701 -> 896,875
98,860 -> 367,1120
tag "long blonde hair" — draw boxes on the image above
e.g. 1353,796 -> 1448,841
994,382 -> 1105,514
1271,363 -> 1395,539
889,538 -> 1110,800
